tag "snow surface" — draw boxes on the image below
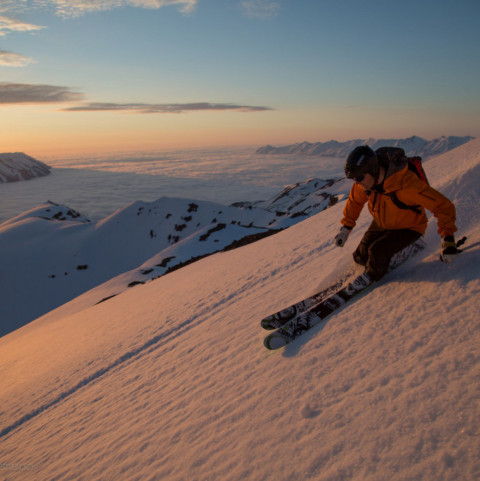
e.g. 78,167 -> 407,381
0,153 -> 51,183
0,139 -> 479,480
0,178 -> 348,334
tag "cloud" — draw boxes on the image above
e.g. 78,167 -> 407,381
0,82 -> 84,103
0,49 -> 35,67
0,82 -> 273,113
241,0 -> 281,19
0,15 -> 45,36
63,101 -> 274,113
11,0 -> 197,18
117,0 -> 197,14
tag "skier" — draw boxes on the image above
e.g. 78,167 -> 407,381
334,145 -> 459,292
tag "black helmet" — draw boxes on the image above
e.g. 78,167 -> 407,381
344,145 -> 378,179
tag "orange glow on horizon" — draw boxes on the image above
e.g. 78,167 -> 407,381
2,104 -> 477,158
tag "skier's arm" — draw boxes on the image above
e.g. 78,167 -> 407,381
401,176 -> 457,237
399,173 -> 459,262
341,183 -> 368,230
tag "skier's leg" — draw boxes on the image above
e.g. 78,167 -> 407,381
366,229 -> 422,280
353,221 -> 385,266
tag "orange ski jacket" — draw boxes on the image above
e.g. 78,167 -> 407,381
341,155 -> 457,237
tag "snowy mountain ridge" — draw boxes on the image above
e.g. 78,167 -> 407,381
0,177 -> 349,335
0,138 -> 478,481
257,135 -> 474,158
0,152 -> 51,182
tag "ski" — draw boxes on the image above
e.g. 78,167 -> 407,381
263,238 -> 428,350
264,276 -> 372,350
260,238 -> 426,331
260,270 -> 355,330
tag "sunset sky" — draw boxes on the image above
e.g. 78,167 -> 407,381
1,0 -> 479,156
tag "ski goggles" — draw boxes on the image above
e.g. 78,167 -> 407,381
354,174 -> 366,182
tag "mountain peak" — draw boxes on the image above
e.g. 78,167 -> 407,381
256,135 -> 475,158
0,152 -> 51,183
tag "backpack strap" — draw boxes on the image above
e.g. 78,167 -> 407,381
370,153 -> 426,214
384,155 -> 426,214
385,192 -> 422,214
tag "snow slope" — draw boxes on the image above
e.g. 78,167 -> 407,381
0,153 -> 51,182
0,139 -> 479,481
0,178 -> 347,335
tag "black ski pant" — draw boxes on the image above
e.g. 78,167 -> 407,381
353,220 -> 422,281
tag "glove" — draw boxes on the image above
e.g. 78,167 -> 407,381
440,236 -> 459,263
335,226 -> 352,247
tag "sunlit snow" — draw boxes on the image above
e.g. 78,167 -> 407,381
0,139 -> 479,481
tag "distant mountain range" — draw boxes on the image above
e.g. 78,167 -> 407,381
256,135 -> 475,158
0,152 -> 51,182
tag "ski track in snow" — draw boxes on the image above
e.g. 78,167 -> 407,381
0,313 -> 201,439
0,235 -> 324,440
